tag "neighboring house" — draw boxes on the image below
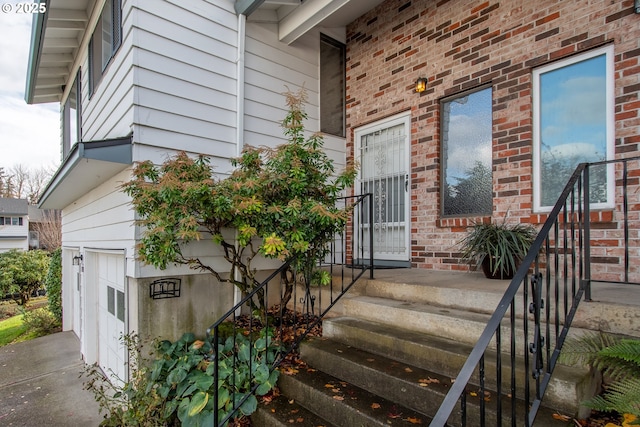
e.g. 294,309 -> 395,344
0,198 -> 29,253
25,0 -> 639,382
27,205 -> 61,250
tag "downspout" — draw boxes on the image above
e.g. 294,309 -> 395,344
234,13 -> 247,312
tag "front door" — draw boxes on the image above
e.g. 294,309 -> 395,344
355,112 -> 411,265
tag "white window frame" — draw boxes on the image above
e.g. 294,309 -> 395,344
532,45 -> 615,213
62,70 -> 81,159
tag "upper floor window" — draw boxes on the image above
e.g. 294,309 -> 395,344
89,0 -> 122,97
441,86 -> 493,217
320,34 -> 345,137
0,217 -> 24,226
533,45 -> 614,211
62,70 -> 81,159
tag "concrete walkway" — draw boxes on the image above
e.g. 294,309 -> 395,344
0,332 -> 102,427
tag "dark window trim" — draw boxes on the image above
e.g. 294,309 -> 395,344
88,0 -> 122,98
320,33 -> 346,137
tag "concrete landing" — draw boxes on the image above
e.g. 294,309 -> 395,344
0,332 -> 101,427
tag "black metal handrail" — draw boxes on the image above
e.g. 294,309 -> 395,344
206,193 -> 373,426
431,156 -> 640,426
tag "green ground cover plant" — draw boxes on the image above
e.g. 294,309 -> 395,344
84,329 -> 280,427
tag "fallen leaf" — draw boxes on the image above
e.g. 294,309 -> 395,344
324,384 -> 334,388
404,367 -> 413,373
281,366 -> 299,376
553,413 -> 571,422
470,392 -> 478,397
371,403 -> 381,409
406,417 -> 423,424
367,358 -> 375,362
333,395 -> 344,401
387,405 -> 402,419
332,388 -> 340,393
296,417 -> 304,423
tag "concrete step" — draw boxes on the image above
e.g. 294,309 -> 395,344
341,295 -> 592,353
322,316 -> 596,417
252,393 -> 336,427
362,271 -> 640,338
364,276 -> 506,314
275,363 -> 431,426
299,337 -> 573,427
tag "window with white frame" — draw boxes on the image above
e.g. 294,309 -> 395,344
441,86 -> 493,217
0,217 -> 24,226
320,34 -> 345,137
533,45 -> 614,211
62,70 -> 81,159
88,0 -> 122,97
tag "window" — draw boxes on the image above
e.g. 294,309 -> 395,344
441,87 -> 493,217
533,45 -> 614,211
62,70 -> 81,158
0,216 -> 24,226
320,34 -> 345,137
89,0 -> 122,97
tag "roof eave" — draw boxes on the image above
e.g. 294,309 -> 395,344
25,0 -> 49,105
38,135 -> 133,210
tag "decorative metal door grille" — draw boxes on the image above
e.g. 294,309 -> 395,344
356,115 -> 409,263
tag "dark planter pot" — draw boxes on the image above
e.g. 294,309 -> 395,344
481,256 -> 516,280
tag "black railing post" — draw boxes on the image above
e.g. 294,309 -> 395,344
623,160 -> 629,283
368,193 -> 374,279
583,164 -> 592,301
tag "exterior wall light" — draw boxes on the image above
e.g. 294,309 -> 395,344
72,254 -> 83,265
415,77 -> 428,93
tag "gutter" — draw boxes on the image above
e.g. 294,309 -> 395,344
233,12 -> 247,311
24,0 -> 50,104
236,13 -> 246,156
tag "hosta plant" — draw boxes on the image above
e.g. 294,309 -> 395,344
83,330 -> 280,427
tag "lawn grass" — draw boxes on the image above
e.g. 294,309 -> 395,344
0,314 -> 29,346
0,297 -> 54,347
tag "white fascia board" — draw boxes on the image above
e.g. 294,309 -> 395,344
278,0 -> 348,44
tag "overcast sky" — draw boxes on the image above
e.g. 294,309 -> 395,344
0,12 -> 60,171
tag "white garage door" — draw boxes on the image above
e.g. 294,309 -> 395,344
97,252 -> 126,383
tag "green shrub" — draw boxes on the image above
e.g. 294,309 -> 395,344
46,248 -> 62,321
84,330 -> 280,427
21,307 -> 60,336
0,249 -> 50,305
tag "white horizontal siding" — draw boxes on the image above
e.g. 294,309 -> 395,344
61,170 -> 135,248
0,222 -> 28,238
244,24 -> 346,170
0,240 -> 28,252
131,0 -> 238,161
81,0 -> 135,141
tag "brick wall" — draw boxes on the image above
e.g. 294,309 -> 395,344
345,0 -> 640,277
